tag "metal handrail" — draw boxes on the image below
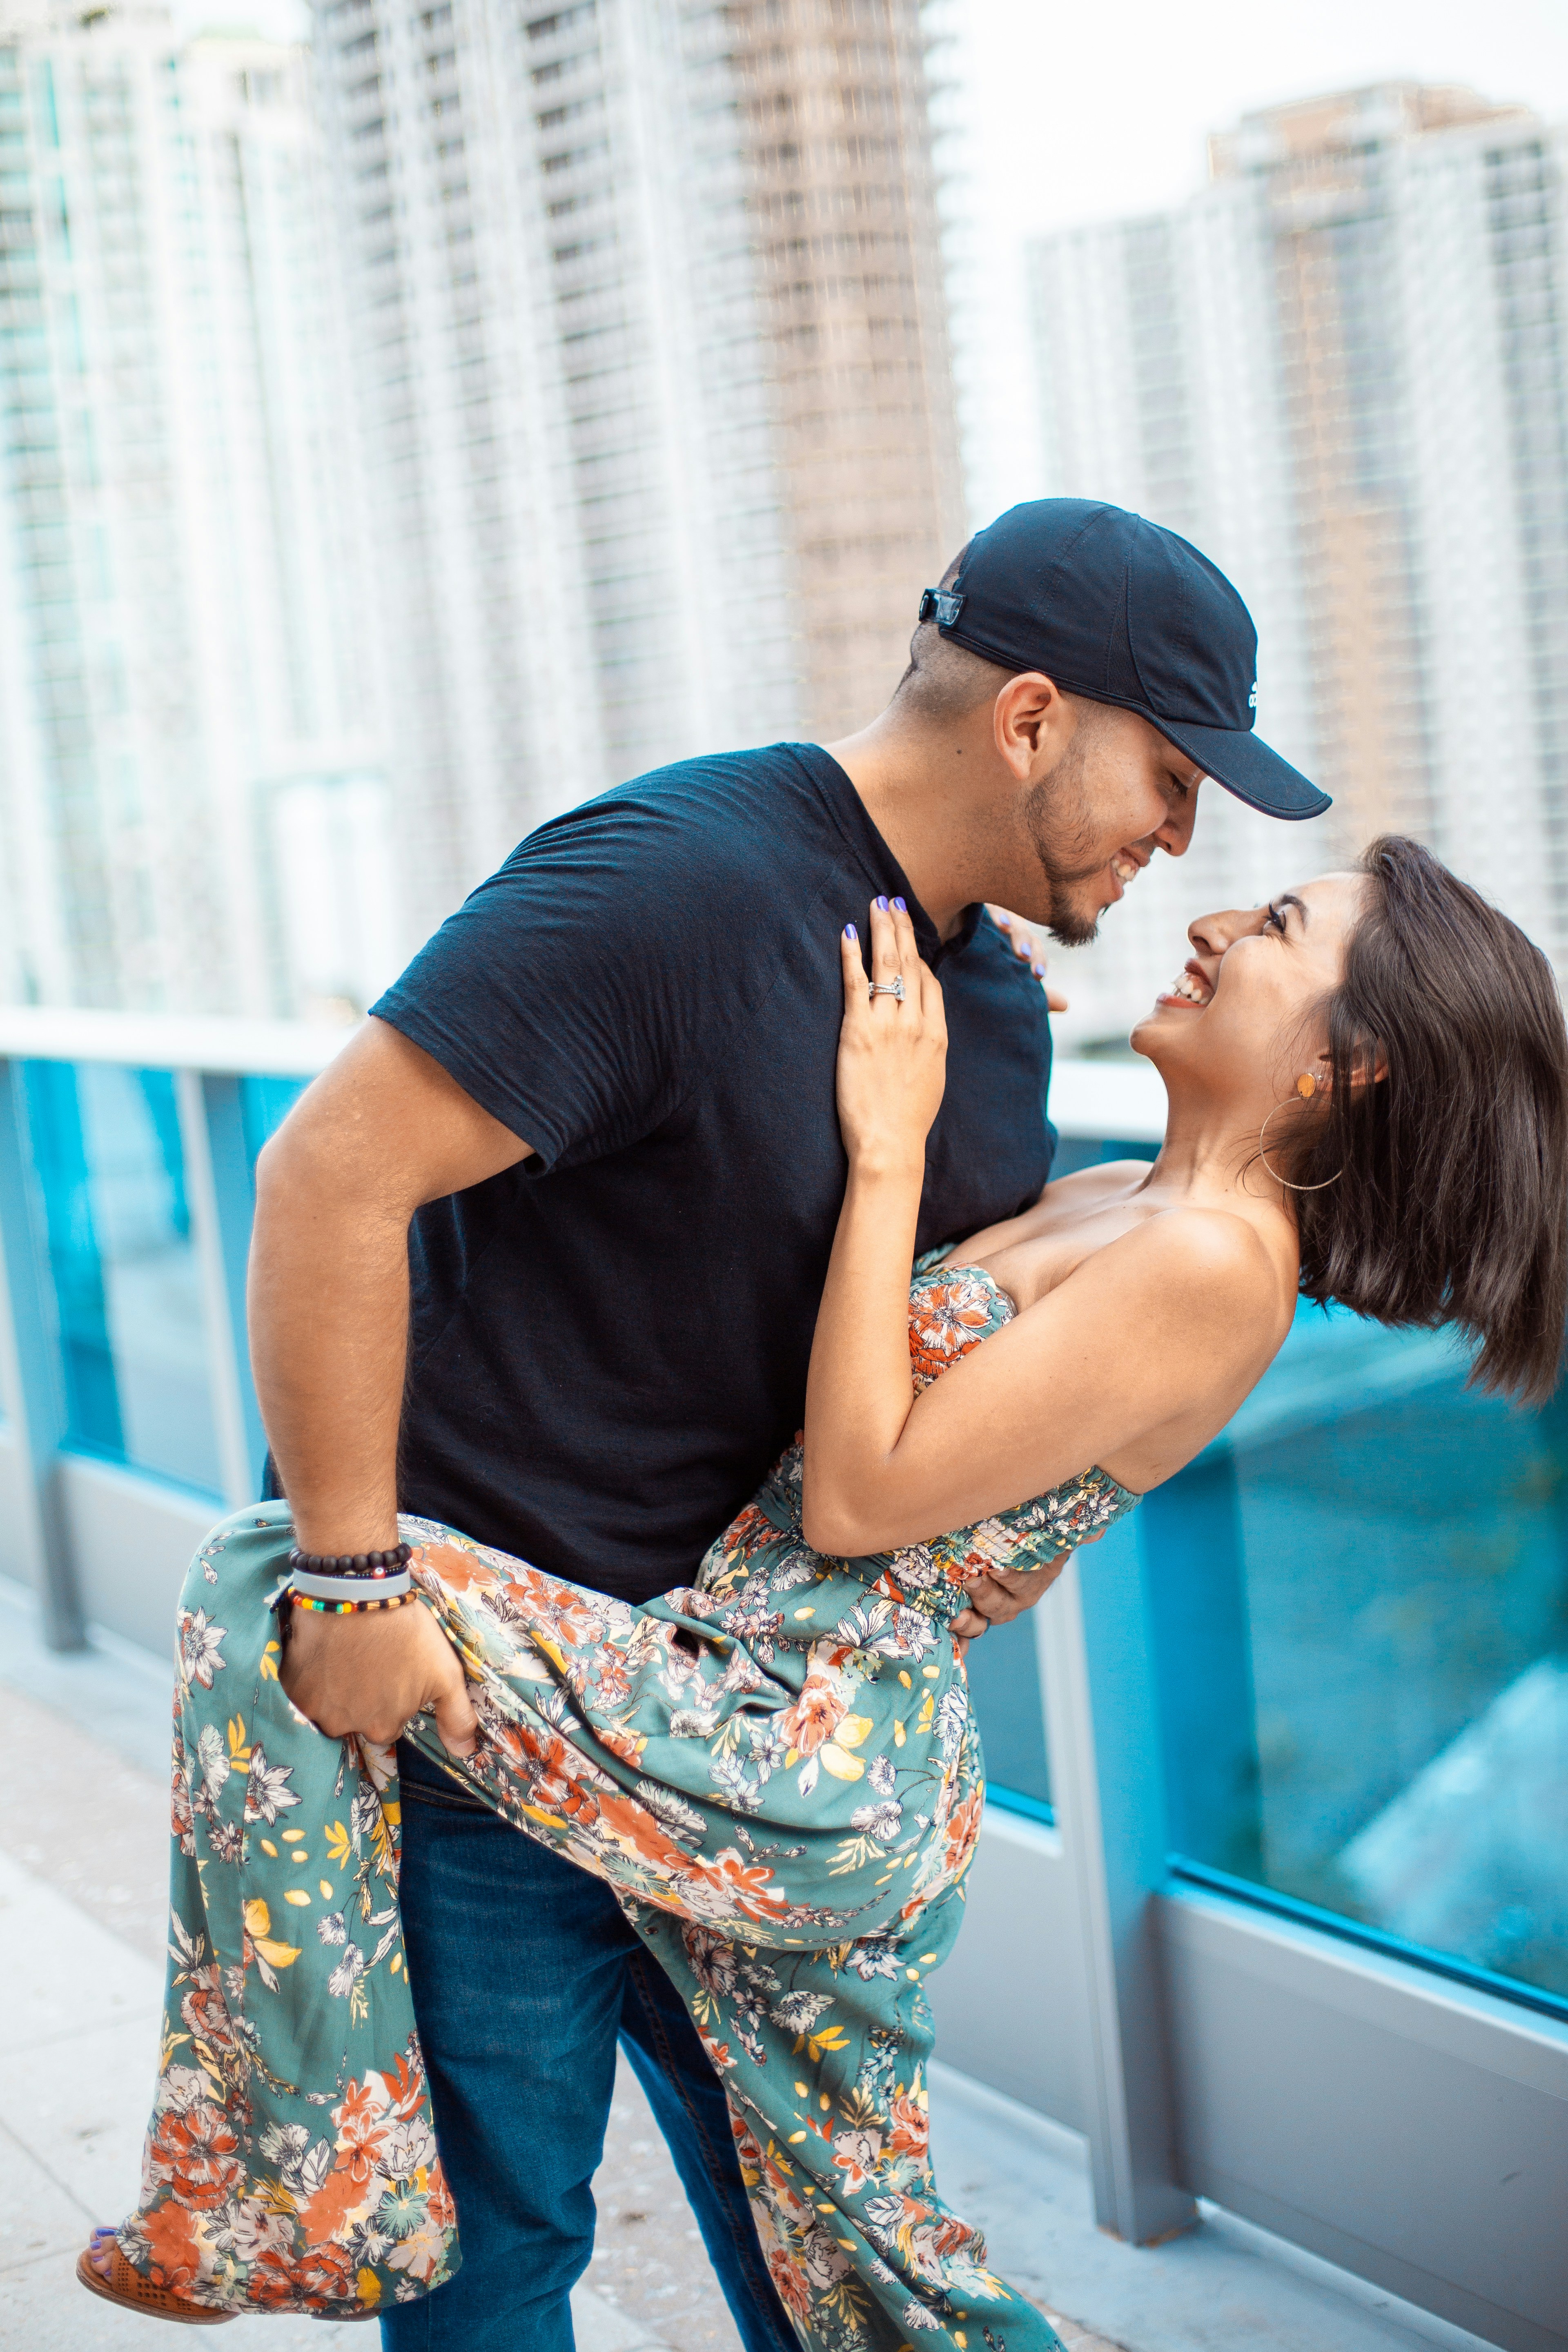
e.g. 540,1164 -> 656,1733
0,1008 -> 1172,1141
0,1006 -> 355,1078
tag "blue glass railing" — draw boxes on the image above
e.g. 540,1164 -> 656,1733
0,1013 -> 341,1547
0,1025 -> 1563,2020
20,1059 -> 220,1494
969,1108 -> 1568,2018
1147,1300 -> 1568,2018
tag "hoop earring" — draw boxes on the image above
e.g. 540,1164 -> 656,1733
1258,1091 -> 1343,1192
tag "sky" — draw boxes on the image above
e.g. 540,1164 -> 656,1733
943,0 -> 1568,519
956,0 -> 1568,241
186,0 -> 1568,251
180,0 -> 1568,519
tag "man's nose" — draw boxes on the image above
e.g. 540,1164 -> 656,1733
1156,785 -> 1200,859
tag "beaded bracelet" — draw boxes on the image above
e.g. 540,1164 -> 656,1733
290,1588 -> 417,1617
288,1542 -> 412,1580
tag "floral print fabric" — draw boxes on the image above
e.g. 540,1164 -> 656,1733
120,1261 -> 1135,2345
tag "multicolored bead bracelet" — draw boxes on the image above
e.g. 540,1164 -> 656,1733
289,1588 -> 417,1616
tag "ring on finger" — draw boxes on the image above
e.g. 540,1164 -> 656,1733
868,976 -> 905,1003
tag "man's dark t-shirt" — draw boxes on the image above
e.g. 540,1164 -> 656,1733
370,743 -> 1055,1607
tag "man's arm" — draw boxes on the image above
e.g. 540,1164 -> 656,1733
252,1018 -> 531,1752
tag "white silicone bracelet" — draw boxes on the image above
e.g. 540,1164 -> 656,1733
288,1567 -> 414,1604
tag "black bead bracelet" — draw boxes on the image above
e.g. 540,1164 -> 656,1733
287,1542 -> 412,1581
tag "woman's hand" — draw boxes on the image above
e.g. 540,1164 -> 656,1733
804,900 -> 943,1555
836,898 -> 947,1174
987,907 -> 1071,1012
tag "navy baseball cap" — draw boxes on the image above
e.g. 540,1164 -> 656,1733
920,499 -> 1329,820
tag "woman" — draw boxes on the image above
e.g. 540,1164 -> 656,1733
82,837 -> 1568,2345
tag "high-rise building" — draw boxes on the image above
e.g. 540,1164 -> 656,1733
311,0 -> 965,936
0,2 -> 383,1016
1028,84 -> 1568,1042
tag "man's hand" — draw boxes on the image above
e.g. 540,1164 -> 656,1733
951,1558 -> 1066,1657
281,1597 -> 479,1758
987,907 -> 1070,1013
951,1528 -> 1107,1657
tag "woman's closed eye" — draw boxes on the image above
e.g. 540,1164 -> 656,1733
1264,900 -> 1288,935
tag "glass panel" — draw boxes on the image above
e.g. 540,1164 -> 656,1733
1050,1133 -> 1158,1180
967,1615 -> 1051,1818
22,1060 -> 224,1496
971,1131 -> 1157,1824
1146,1297 -> 1568,2010
238,1075 -> 307,1180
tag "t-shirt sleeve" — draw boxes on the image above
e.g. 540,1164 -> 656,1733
371,789 -> 726,1171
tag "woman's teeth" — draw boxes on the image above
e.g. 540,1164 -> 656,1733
1111,856 -> 1139,884
1167,972 -> 1207,1003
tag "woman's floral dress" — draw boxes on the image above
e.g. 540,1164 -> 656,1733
120,1260 -> 1135,2348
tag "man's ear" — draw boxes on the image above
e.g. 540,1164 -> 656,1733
992,673 -> 1069,782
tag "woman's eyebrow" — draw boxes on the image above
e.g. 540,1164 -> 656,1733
1278,893 -> 1309,927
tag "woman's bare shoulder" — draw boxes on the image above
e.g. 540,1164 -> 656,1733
1077,1202 -> 1293,1326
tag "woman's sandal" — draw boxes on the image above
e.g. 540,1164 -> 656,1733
76,2229 -> 235,2324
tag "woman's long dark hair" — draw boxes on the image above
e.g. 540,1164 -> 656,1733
1273,836 -> 1568,1403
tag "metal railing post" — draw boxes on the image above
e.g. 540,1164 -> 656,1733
174,1067 -> 256,1510
1036,1518 -> 1197,2243
197,1071 -> 267,1492
0,1055 -> 83,1648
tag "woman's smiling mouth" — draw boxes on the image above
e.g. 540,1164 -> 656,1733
1156,963 -> 1214,1008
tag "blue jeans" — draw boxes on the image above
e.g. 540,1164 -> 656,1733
381,1743 -> 799,2352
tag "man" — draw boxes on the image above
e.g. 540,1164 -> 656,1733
255,499 -> 1327,2350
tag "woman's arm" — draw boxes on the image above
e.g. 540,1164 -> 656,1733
802,900 -> 948,1553
808,1203 -> 1281,1555
802,900 -> 1286,1553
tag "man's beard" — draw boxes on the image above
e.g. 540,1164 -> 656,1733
1023,749 -> 1110,949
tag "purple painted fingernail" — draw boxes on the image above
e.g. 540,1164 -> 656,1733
893,896 -> 908,913
875,895 -> 889,913
1033,963 -> 1046,977
844,923 -> 858,942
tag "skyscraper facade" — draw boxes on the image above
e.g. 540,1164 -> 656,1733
0,3 -> 379,1015
310,0 -> 965,935
1029,84 -> 1568,1042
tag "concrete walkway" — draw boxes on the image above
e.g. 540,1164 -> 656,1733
0,1580 -> 1501,2352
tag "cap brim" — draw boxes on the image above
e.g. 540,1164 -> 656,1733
1152,719 -> 1331,821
